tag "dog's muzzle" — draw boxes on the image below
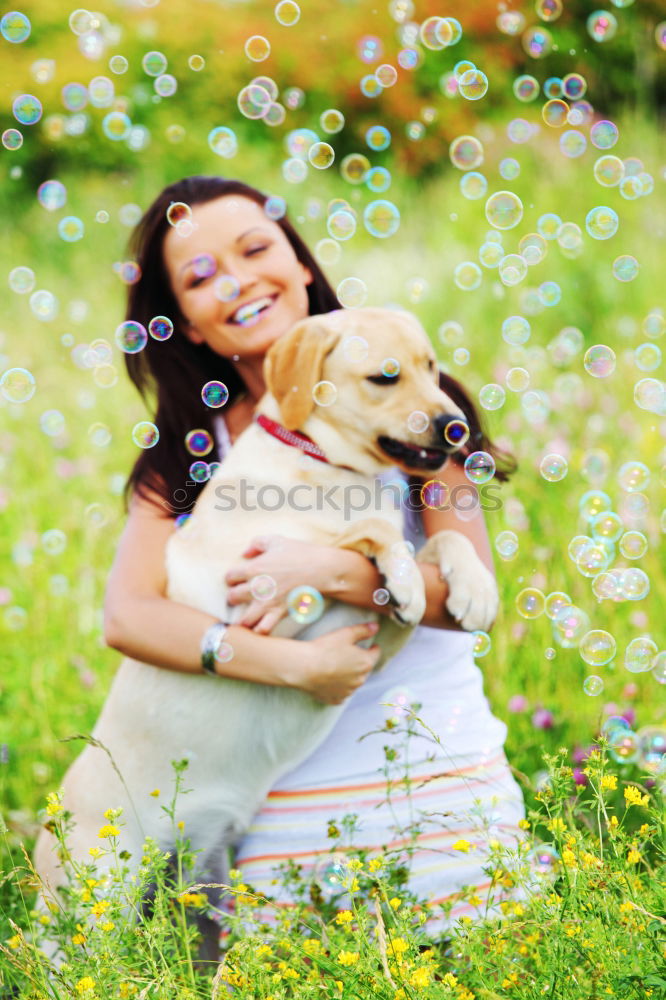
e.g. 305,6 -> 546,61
377,413 -> 470,471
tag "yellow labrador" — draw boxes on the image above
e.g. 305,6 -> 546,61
35,307 -> 497,949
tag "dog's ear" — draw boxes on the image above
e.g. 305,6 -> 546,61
264,317 -> 340,430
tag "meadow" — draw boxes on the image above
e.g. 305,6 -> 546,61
1,0 -> 665,995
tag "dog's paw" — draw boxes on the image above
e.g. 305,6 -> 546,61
422,530 -> 499,632
376,548 -> 426,626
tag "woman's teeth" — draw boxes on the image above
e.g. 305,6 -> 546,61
230,296 -> 275,326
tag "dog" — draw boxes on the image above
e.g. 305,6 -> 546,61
34,307 -> 498,956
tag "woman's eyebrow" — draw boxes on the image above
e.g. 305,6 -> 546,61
179,227 -> 269,275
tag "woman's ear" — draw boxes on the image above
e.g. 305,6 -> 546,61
301,263 -> 314,286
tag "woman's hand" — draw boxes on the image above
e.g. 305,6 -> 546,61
224,534 -> 339,633
292,621 -> 382,705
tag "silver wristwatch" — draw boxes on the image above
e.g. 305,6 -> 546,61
200,622 -> 229,677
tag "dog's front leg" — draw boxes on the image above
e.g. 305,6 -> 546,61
333,518 -> 426,626
418,530 -> 498,632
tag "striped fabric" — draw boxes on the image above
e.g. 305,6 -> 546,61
229,749 -> 525,933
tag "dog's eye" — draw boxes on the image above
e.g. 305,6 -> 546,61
366,374 -> 400,385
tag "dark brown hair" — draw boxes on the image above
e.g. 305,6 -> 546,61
122,176 -> 513,517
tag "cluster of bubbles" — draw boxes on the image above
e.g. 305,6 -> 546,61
601,716 -> 666,775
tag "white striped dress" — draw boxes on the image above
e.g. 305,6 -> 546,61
214,417 -> 525,932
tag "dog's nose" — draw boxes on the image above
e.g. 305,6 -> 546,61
433,413 -> 470,451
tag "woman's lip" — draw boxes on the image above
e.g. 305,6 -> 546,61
228,294 -> 278,326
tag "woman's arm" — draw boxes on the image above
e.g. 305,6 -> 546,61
103,493 -> 381,702
227,461 -> 496,632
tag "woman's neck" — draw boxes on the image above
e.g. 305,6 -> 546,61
233,358 -> 265,407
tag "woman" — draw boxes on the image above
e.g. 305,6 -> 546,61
105,175 -> 524,929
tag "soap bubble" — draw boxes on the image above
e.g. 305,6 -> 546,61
587,10 -> 617,42
618,461 -> 649,492
363,200 -> 400,238
537,213 -> 562,239
454,262 -> 482,290
13,94 -> 42,125
2,128 -> 23,150
612,255 -> 639,282
1,10 -> 31,42
499,158 -> 520,180
542,99 -> 569,127
540,454 -> 568,482
132,421 -> 159,448
634,342 -> 660,371
340,153 -> 370,183
37,180 -> 67,211
584,345 -> 616,378
245,35 -> 271,61
208,127 -> 238,158
624,636 -> 658,673
464,451 -> 495,484
591,510 -> 623,543
506,367 -> 530,392
479,384 -> 505,410
527,843 -> 560,878
544,592 -> 572,620
583,675 -> 604,696
202,381 -> 229,408
365,125 -> 391,150
502,315 -> 531,345
185,429 -> 214,457
579,629 -> 616,666
553,604 -> 590,647
590,120 -> 619,149
9,266 -> 36,294
459,68 -> 488,100
275,0 -> 300,25
115,321 -> 148,354
560,130 -> 587,158
479,242 -> 503,268
30,289 -> 58,321
1,367 -> 36,403
608,729 -> 640,764
237,84 -> 272,119
495,530 -> 519,560
499,254 -> 528,286
249,575 -> 278,601
652,654 -> 666,685
513,75 -> 540,102
58,216 -> 85,242
449,135 -> 484,170
148,316 -> 173,340
637,726 -> 666,774
594,155 -> 624,187
472,631 -> 492,657
586,206 -> 619,240
619,531 -> 647,559
287,585 -> 325,624
327,210 -> 356,241
516,587 -> 545,619
460,172 -> 488,200
313,381 -> 337,406
522,25 -> 553,58
485,191 -> 523,229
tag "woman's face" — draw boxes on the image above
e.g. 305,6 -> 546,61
163,195 -> 313,360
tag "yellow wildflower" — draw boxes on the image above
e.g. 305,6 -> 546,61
601,775 -> 618,791
177,892 -> 207,907
338,950 -> 360,966
562,848 -> 577,866
619,901 -> 634,914
72,933 -> 86,945
97,824 -> 120,839
639,823 -> 650,835
409,966 -> 432,988
75,978 -> 96,994
177,820 -> 185,831
442,973 -> 458,987
627,848 -> 641,864
7,934 -> 22,949
389,896 -> 402,910
100,921 -> 115,932
283,969 -> 299,980
335,984 -> 343,994
88,847 -> 103,858
547,818 -> 566,834
228,868 -> 242,880
335,909 -> 353,925
518,818 -> 530,830
608,816 -> 619,832
150,789 -> 160,797
452,838 -> 472,853
391,937 -> 409,954
347,858 -> 364,872
103,807 -> 121,821
45,792 -> 63,816
624,786 -> 649,808
90,900 -> 110,918
394,991 -> 406,1000
256,944 -> 273,957
368,858 -> 383,873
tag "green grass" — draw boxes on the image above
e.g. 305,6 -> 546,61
1,113 -> 665,996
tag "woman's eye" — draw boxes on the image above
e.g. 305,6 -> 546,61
366,374 -> 400,385
246,244 -> 268,256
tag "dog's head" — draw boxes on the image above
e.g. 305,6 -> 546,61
263,307 -> 469,474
